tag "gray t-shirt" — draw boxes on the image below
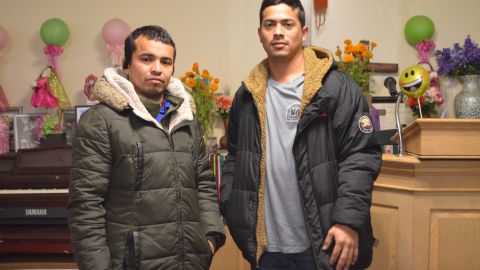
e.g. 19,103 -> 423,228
265,74 -> 310,253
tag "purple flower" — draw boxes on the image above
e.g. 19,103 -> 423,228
435,35 -> 480,76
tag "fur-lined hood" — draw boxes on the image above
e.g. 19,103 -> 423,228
92,67 -> 194,133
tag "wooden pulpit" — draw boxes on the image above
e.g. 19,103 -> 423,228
370,119 -> 480,270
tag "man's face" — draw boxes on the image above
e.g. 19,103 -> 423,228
258,3 -> 307,60
124,35 -> 174,100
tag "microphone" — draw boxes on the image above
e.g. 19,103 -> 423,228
384,77 -> 398,98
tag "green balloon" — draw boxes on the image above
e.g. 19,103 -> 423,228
404,15 -> 435,45
40,18 -> 70,46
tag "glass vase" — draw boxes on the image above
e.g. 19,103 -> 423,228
454,75 -> 480,118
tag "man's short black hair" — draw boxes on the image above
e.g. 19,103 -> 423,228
122,25 -> 176,69
259,0 -> 306,28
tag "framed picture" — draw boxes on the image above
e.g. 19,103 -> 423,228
0,107 -> 22,153
63,108 -> 76,144
13,113 -> 44,152
75,105 -> 92,123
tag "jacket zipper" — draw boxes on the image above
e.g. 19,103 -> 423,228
292,98 -> 332,270
134,141 -> 144,191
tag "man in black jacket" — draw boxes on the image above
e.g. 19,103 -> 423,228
220,1 -> 382,269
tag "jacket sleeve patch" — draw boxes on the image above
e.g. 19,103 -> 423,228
358,115 -> 374,134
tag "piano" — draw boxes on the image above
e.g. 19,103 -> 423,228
0,145 -> 72,255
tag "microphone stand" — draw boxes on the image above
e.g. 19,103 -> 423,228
394,92 -> 405,156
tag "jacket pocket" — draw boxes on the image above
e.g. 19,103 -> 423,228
123,230 -> 140,270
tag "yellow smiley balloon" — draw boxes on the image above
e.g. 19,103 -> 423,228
399,65 -> 430,98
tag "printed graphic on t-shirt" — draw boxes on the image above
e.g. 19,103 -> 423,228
286,103 -> 300,122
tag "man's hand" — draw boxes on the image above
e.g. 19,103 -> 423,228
208,240 -> 215,254
322,224 -> 359,270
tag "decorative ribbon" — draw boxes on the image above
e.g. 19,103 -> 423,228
106,43 -> 124,67
47,68 -> 71,109
416,40 -> 435,63
43,44 -> 64,79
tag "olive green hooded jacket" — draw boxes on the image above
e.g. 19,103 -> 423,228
68,67 -> 225,270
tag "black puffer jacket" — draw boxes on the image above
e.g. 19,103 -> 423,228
68,67 -> 225,270
220,47 -> 382,270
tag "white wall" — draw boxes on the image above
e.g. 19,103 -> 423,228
0,0 -> 479,110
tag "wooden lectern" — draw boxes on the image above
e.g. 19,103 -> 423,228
370,119 -> 480,270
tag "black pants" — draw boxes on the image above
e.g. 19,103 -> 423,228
258,248 -> 317,270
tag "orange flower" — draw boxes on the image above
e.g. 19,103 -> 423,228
186,78 -> 196,89
214,78 -> 220,84
192,63 -> 199,72
180,76 -> 186,82
210,83 -> 219,91
343,54 -> 355,63
201,69 -> 210,79
362,51 -> 373,59
185,71 -> 195,78
371,41 -> 377,48
344,39 -> 352,46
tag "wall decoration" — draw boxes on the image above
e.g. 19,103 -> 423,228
102,18 -> 130,66
40,18 -> 70,79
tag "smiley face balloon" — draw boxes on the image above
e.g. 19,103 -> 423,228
399,65 -> 430,98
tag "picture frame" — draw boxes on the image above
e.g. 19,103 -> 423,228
13,113 -> 44,152
62,108 -> 76,144
75,105 -> 92,123
0,107 -> 23,153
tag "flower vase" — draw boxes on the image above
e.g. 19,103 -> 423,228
439,76 -> 462,118
219,119 -> 229,149
454,75 -> 480,118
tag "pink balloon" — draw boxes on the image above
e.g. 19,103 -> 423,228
101,18 -> 130,45
0,26 -> 8,50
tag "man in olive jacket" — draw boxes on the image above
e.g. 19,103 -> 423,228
68,25 -> 225,270
220,1 -> 382,270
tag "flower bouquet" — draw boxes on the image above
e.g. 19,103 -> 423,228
335,39 -> 377,96
435,35 -> 480,76
180,63 -> 220,137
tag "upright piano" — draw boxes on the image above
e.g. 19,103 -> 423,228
0,146 -> 72,256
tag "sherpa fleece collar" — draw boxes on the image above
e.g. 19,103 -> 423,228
93,67 -> 194,133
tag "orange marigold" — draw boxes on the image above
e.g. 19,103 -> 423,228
343,54 -> 355,63
344,39 -> 352,46
186,78 -> 196,89
185,71 -> 195,78
214,78 -> 220,84
201,69 -> 210,79
192,63 -> 199,72
210,83 -> 219,91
